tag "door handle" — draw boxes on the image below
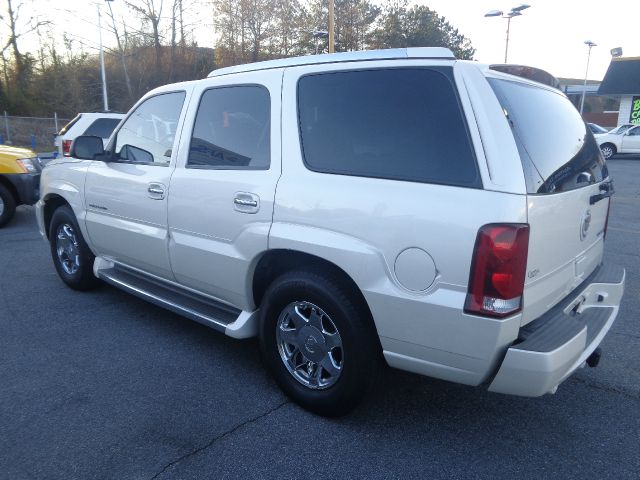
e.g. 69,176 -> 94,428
233,192 -> 260,213
234,198 -> 258,208
148,183 -> 166,200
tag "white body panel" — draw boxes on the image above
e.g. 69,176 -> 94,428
168,69 -> 283,310
275,61 -> 528,384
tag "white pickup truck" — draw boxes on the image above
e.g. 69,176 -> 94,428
37,48 -> 625,416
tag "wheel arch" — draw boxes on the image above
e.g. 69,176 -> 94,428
252,249 -> 376,333
0,175 -> 19,203
42,194 -> 71,239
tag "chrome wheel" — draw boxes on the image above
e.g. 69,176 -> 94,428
276,301 -> 343,390
55,223 -> 81,275
0,196 -> 4,217
601,145 -> 614,160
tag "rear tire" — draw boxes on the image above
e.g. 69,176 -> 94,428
49,205 -> 100,291
0,183 -> 17,228
259,269 -> 380,417
600,143 -> 616,160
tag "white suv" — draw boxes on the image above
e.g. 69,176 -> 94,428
37,48 -> 625,416
54,112 -> 125,157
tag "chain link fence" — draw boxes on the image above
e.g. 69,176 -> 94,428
2,112 -> 71,152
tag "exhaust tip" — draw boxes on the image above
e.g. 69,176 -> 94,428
586,347 -> 602,368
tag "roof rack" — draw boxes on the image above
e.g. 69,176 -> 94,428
208,47 -> 456,78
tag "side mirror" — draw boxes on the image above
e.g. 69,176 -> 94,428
70,136 -> 104,160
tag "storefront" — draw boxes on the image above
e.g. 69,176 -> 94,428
598,57 -> 640,126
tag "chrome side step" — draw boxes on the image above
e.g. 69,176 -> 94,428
96,264 -> 241,333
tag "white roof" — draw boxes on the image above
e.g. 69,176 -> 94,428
207,47 -> 456,77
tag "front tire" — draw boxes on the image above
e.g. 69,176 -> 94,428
49,205 -> 100,291
0,183 -> 17,228
600,143 -> 616,160
259,270 -> 380,416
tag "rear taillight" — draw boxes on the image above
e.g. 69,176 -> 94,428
62,140 -> 72,156
464,224 -> 530,318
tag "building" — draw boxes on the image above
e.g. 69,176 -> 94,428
598,56 -> 640,127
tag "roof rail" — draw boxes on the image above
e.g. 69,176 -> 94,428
208,47 -> 456,77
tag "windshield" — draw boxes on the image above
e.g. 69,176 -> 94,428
489,78 -> 608,194
609,124 -> 632,135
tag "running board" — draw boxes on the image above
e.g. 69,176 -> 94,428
96,263 -> 242,334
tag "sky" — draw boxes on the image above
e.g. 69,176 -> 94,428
12,0 -> 640,81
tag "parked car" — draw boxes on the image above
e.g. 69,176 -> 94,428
54,112 -> 124,157
0,145 -> 43,227
37,48 -> 625,416
595,124 -> 640,159
587,122 -> 609,134
606,124 -> 634,136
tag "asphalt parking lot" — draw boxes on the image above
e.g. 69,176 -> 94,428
1,158 -> 639,480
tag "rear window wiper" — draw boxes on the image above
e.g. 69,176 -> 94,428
590,180 -> 614,204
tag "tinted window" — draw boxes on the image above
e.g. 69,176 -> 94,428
297,68 -> 480,187
83,118 -> 121,138
627,126 -> 640,136
115,91 -> 186,165
188,86 -> 270,169
489,78 -> 608,194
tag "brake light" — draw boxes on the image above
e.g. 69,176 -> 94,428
62,140 -> 72,156
464,224 -> 530,318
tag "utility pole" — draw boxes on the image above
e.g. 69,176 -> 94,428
328,0 -> 335,53
97,4 -> 109,111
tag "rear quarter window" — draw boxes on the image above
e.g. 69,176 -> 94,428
83,118 -> 122,138
297,68 -> 481,188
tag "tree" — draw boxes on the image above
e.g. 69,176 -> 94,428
0,0 -> 49,112
126,0 -> 164,80
370,1 -> 475,59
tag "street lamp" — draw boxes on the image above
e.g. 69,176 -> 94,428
485,4 -> 530,63
313,30 -> 329,55
580,40 -> 597,116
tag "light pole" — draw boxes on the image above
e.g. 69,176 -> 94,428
485,4 -> 530,63
580,40 -> 597,116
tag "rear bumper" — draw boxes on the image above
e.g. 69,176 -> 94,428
488,264 -> 625,396
5,173 -> 40,205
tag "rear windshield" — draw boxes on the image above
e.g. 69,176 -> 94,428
57,114 -> 82,136
83,118 -> 121,138
489,78 -> 608,194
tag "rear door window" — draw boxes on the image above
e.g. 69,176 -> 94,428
297,68 -> 480,188
488,78 -> 608,194
83,118 -> 122,139
188,85 -> 270,169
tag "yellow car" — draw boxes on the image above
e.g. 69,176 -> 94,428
0,145 -> 43,227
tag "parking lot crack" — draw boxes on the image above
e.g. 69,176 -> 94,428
570,377 -> 640,401
149,400 -> 289,480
